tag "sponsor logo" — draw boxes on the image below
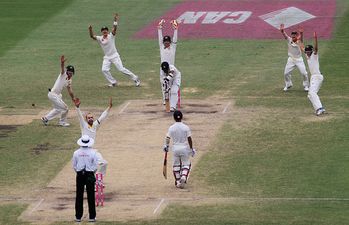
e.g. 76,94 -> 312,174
134,0 -> 335,39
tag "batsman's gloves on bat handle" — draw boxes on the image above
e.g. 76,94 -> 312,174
191,148 -> 196,157
163,145 -> 169,152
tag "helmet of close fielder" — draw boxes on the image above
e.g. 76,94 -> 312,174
101,26 -> 109,32
304,45 -> 314,52
66,65 -> 75,74
161,62 -> 170,73
163,35 -> 171,43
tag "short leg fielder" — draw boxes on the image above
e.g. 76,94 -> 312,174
45,92 -> 69,123
284,57 -> 309,90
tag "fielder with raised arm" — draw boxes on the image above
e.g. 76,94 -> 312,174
89,13 -> 140,87
304,32 -> 326,116
161,62 -> 181,112
280,24 -> 309,92
41,55 -> 76,127
73,97 -> 112,175
163,110 -> 196,189
158,19 -> 178,104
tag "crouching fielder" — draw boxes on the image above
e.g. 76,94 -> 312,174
304,32 -> 325,116
163,110 -> 196,189
161,62 -> 181,112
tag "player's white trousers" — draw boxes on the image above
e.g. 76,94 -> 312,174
170,84 -> 179,109
172,145 -> 191,167
102,56 -> 138,84
45,92 -> 68,122
284,57 -> 309,88
307,74 -> 323,111
172,145 -> 191,182
160,68 -> 166,102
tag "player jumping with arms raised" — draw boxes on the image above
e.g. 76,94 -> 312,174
89,14 -> 140,87
158,19 -> 179,105
41,55 -> 76,127
280,24 -> 309,92
304,32 -> 326,116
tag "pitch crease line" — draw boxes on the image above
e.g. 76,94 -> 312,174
29,198 -> 44,215
119,101 -> 131,114
222,102 -> 231,114
153,198 -> 165,214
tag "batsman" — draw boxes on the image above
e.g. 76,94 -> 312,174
163,110 -> 196,189
161,62 -> 181,112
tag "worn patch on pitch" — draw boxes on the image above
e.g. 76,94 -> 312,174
134,0 -> 336,39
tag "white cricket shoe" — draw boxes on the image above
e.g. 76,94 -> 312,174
41,117 -> 48,126
304,86 -> 309,92
58,121 -> 70,127
316,108 -> 326,116
283,85 -> 292,91
107,83 -> 116,88
176,176 -> 186,189
135,79 -> 141,87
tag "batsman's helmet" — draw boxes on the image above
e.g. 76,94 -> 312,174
101,26 -> 109,32
161,62 -> 170,73
173,110 -> 183,121
66,65 -> 75,74
163,35 -> 171,43
305,45 -> 314,52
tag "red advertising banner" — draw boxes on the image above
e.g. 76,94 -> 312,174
134,0 -> 336,39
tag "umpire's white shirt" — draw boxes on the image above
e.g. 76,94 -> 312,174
167,122 -> 191,148
72,147 -> 98,172
286,36 -> 302,59
76,107 -> 109,140
51,72 -> 72,95
307,53 -> 321,75
96,33 -> 119,59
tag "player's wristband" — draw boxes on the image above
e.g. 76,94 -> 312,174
113,21 -> 118,26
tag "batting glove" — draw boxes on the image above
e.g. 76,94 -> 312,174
191,148 -> 196,157
163,145 -> 169,152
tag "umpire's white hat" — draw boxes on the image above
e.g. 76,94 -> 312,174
77,135 -> 94,147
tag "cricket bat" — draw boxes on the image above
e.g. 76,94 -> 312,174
163,151 -> 168,179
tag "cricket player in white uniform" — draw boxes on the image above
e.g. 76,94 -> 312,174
73,97 -> 112,175
161,62 -> 181,112
304,32 -> 325,116
41,55 -> 77,127
158,19 -> 178,103
280,24 -> 309,91
89,14 -> 140,87
163,110 -> 196,189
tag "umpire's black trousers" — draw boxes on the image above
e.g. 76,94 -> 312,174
75,170 -> 96,220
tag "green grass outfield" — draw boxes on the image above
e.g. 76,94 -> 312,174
0,0 -> 349,224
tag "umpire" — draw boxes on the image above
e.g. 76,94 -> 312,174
72,135 -> 98,222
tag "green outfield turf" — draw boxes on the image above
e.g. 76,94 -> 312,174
0,0 -> 348,224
